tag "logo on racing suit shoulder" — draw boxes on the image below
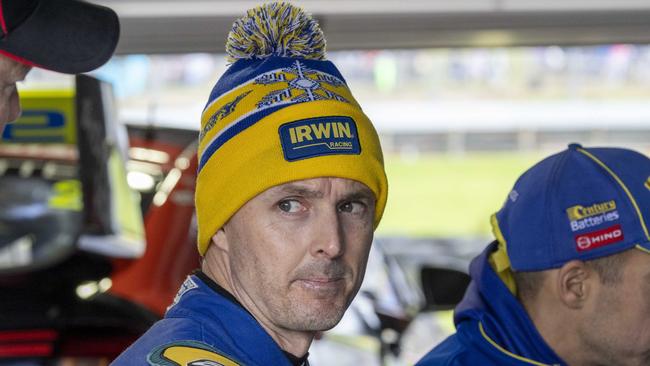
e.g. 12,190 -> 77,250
189,360 -> 227,366
167,277 -> 198,311
279,116 -> 361,161
147,340 -> 241,366
566,200 -> 619,232
575,224 -> 624,251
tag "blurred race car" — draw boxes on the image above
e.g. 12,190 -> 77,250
0,76 -> 199,364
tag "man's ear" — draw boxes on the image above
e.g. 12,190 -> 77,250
211,227 -> 229,252
556,260 -> 591,309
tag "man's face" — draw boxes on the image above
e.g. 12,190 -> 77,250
0,56 -> 31,130
215,177 -> 375,332
579,249 -> 650,366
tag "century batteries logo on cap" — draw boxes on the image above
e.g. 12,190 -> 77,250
279,116 -> 361,161
566,200 -> 619,232
575,224 -> 624,252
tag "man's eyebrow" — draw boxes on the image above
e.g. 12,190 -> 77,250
343,190 -> 376,202
275,184 -> 375,201
278,184 -> 324,198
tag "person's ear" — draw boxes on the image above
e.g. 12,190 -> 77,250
211,226 -> 229,252
556,260 -> 591,309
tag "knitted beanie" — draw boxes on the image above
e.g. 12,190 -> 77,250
195,2 -> 388,255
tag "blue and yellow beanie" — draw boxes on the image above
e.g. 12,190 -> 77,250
195,2 -> 388,255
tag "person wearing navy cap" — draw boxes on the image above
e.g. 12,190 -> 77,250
0,0 -> 119,129
417,143 -> 650,366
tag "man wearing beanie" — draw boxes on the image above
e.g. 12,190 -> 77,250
113,2 -> 387,366
416,143 -> 650,366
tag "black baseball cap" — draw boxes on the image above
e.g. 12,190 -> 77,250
0,0 -> 119,74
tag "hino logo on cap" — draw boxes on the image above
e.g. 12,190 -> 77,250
575,224 -> 624,252
279,116 -> 361,161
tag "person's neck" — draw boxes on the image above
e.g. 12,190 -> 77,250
201,259 -> 313,358
524,300 -> 588,366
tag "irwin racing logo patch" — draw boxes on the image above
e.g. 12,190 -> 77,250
575,224 -> 624,252
279,116 -> 361,161
566,200 -> 619,232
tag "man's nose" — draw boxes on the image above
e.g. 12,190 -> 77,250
310,208 -> 345,259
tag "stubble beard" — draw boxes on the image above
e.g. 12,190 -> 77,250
256,261 -> 359,332
270,292 -> 349,331
576,289 -> 648,366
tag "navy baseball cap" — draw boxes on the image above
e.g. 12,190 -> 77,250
492,143 -> 650,271
0,0 -> 119,74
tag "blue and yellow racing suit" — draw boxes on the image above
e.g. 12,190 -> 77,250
113,271 -> 307,366
416,242 -> 565,366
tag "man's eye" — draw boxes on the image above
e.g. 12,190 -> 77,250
278,200 -> 303,213
338,201 -> 366,214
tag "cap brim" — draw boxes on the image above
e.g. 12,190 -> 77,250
637,240 -> 650,255
0,0 -> 119,74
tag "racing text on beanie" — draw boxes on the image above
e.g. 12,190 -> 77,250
195,2 -> 388,255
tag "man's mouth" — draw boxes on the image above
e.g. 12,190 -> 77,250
294,277 -> 345,292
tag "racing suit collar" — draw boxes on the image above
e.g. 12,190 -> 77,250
194,270 -> 310,365
194,270 -> 247,310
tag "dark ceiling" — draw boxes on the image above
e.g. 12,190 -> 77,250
97,1 -> 650,54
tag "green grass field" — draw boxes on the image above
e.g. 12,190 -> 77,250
377,152 -> 546,237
